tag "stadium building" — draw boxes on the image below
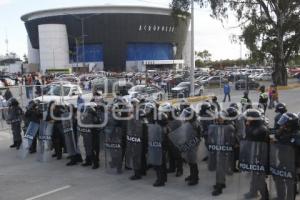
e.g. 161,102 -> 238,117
21,5 -> 190,73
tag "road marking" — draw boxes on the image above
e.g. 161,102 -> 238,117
24,185 -> 71,200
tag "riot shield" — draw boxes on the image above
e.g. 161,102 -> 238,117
78,126 -> 93,161
238,140 -> 269,200
207,124 -> 235,178
125,118 -> 144,170
104,124 -> 123,174
18,122 -> 40,159
168,122 -> 200,164
147,123 -> 163,166
269,143 -> 296,200
62,114 -> 79,158
36,121 -> 53,162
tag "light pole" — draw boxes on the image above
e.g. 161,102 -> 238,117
64,13 -> 99,67
190,0 -> 195,96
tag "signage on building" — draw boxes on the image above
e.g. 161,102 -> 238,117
138,25 -> 175,33
143,60 -> 184,65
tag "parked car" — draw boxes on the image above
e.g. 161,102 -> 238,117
126,84 -> 165,101
235,79 -> 260,90
34,83 -> 92,106
171,82 -> 203,98
201,76 -> 226,85
255,73 -> 272,81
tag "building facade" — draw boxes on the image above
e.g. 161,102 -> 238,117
21,6 -> 190,73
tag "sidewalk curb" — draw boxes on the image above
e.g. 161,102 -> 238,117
160,95 -> 212,105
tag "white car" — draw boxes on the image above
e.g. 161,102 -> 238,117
256,73 -> 272,81
125,85 -> 165,101
34,83 -> 92,106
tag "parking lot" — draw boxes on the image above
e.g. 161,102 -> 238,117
0,85 -> 300,200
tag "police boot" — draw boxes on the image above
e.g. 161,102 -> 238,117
213,183 -> 226,190
66,156 -> 78,166
167,160 -> 176,173
16,141 -> 22,150
92,154 -> 99,169
130,170 -> 142,180
176,160 -> 183,177
10,142 -> 17,148
188,163 -> 199,186
82,156 -> 92,167
212,184 -> 223,196
75,154 -> 83,163
153,168 -> 165,187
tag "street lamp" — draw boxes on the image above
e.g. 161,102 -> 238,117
190,0 -> 195,96
63,13 -> 99,67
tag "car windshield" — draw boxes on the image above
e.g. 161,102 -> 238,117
131,86 -> 145,92
47,85 -> 71,96
177,82 -> 189,87
144,86 -> 157,93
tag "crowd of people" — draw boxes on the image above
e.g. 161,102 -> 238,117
3,83 -> 300,200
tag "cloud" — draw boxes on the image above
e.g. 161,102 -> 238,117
0,0 -> 11,6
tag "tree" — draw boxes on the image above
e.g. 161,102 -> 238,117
23,54 -> 28,64
195,50 -> 212,67
195,50 -> 212,62
171,0 -> 300,85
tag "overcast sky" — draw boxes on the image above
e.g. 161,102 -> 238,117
0,0 -> 248,60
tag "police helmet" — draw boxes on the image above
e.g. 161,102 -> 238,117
7,97 -> 18,107
277,112 -> 298,127
229,103 -> 239,110
275,103 -> 287,114
158,102 -> 173,113
200,102 -> 211,111
244,109 -> 262,121
144,102 -> 156,115
180,107 -> 195,121
226,107 -> 238,118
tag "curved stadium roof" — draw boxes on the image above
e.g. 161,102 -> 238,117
21,5 -> 172,21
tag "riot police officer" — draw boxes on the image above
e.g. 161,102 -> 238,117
7,98 -> 23,149
159,103 -> 183,177
80,103 -> 100,169
209,110 -> 235,196
199,102 -> 215,161
274,103 -> 287,130
226,105 -> 242,172
180,107 -> 201,186
271,112 -> 300,200
243,109 -> 269,199
145,102 -> 168,187
126,98 -> 147,180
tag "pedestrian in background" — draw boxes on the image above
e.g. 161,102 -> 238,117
223,81 -> 231,102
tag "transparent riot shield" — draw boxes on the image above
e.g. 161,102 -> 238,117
62,115 -> 79,158
104,125 -> 123,174
78,126 -> 93,163
125,119 -> 143,170
18,121 -> 40,159
147,123 -> 163,166
269,143 -> 296,200
238,140 -> 269,200
36,121 -> 53,162
207,124 -> 235,186
168,122 -> 200,164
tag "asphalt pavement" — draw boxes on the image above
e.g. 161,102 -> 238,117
0,83 -> 299,200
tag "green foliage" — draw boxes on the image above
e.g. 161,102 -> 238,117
170,0 -> 300,85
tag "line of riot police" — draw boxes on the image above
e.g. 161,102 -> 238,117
5,94 -> 300,199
